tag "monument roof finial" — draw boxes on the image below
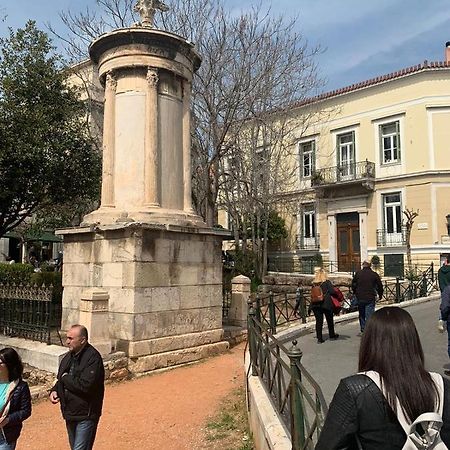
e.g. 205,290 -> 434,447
134,0 -> 170,28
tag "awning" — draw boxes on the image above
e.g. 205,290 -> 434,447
3,231 -> 62,243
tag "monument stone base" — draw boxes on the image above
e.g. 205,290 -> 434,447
58,222 -> 229,370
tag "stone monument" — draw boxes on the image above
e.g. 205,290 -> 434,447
58,1 -> 229,372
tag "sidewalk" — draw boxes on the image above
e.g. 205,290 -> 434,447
19,342 -> 246,450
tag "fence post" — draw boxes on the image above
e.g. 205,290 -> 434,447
395,277 -> 401,303
268,291 -> 277,334
288,340 -> 305,450
247,300 -> 258,376
420,272 -> 427,297
431,262 -> 435,283
297,288 -> 307,324
230,275 -> 251,328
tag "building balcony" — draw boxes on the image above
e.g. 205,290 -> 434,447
311,160 -> 375,198
376,227 -> 407,247
296,234 -> 320,250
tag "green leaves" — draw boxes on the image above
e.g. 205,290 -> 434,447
0,21 -> 100,236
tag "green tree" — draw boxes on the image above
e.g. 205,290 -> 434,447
0,21 -> 101,238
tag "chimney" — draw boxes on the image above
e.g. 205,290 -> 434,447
446,42 -> 450,63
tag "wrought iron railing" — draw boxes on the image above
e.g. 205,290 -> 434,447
0,283 -> 62,344
311,160 -> 375,186
296,234 -> 320,250
376,226 -> 407,247
383,263 -> 437,303
247,306 -> 328,449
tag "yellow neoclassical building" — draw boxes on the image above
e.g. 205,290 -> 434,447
264,46 -> 450,275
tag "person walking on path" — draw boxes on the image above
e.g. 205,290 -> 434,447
316,307 -> 450,450
310,268 -> 339,343
352,260 -> 383,334
50,325 -> 105,450
439,255 -> 450,376
0,348 -> 32,450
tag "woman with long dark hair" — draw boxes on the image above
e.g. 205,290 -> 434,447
316,307 -> 450,450
0,348 -> 31,450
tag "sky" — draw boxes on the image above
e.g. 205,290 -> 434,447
1,0 -> 450,92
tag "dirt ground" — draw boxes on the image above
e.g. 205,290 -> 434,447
18,342 -> 247,450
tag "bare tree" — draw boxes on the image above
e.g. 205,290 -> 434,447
51,0 -> 324,232
403,208 -> 419,274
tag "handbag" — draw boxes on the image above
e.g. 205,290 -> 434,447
331,287 -> 344,314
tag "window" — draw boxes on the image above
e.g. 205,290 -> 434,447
380,121 -> 400,164
337,131 -> 355,177
299,140 -> 315,178
383,193 -> 402,233
303,204 -> 316,238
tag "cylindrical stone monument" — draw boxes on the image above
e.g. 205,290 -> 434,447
58,4 -> 229,370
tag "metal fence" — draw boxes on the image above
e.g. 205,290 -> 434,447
247,305 -> 328,449
0,283 -> 62,344
222,288 -> 232,320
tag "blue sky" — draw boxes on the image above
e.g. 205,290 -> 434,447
1,0 -> 450,91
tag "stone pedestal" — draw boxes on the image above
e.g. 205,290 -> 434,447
229,275 -> 251,328
79,288 -> 111,356
59,223 -> 229,372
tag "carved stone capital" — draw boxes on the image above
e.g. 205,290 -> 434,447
146,67 -> 159,88
105,71 -> 117,92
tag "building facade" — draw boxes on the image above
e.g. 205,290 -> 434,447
285,49 -> 450,274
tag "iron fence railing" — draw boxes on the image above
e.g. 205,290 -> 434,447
376,226 -> 408,247
296,234 -> 320,250
0,283 -> 62,344
311,160 -> 375,186
247,305 -> 328,449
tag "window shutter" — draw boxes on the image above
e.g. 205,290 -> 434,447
396,121 -> 401,160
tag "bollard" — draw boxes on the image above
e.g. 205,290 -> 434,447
268,291 -> 277,334
288,340 -> 305,450
248,300 -> 258,376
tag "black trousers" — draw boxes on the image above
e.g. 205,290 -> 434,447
312,307 -> 335,340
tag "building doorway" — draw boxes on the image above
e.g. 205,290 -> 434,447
337,212 -> 360,272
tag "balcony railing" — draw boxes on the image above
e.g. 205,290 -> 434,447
311,160 -> 375,187
377,226 -> 407,247
296,234 -> 320,250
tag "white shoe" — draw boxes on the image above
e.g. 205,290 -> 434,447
438,320 -> 445,333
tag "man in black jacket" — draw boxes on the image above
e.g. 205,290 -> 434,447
50,325 -> 105,450
352,261 -> 383,333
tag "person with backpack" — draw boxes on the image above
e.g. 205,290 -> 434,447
310,268 -> 339,343
316,307 -> 450,450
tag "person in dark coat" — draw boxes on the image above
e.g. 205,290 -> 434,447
311,268 -> 339,343
316,307 -> 450,450
0,348 -> 32,450
50,325 -> 105,450
352,260 -> 383,333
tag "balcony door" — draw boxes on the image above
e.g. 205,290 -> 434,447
383,193 -> 403,245
337,212 -> 360,272
337,132 -> 355,180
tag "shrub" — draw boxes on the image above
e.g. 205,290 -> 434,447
0,263 -> 34,284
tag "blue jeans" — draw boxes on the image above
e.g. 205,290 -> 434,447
66,420 -> 99,450
0,432 -> 16,450
358,301 -> 375,332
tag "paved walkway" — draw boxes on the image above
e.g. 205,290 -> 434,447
291,299 -> 448,403
19,343 -> 246,450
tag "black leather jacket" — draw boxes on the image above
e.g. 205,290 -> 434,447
316,374 -> 450,450
1,380 -> 32,444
